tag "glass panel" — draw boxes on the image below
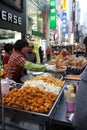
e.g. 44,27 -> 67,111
0,29 -> 21,44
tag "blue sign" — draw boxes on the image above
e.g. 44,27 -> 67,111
62,12 -> 67,35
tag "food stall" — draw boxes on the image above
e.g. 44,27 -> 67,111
0,75 -> 80,130
0,52 -> 86,130
0,74 -> 66,130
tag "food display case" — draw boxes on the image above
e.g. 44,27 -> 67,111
49,53 -> 87,75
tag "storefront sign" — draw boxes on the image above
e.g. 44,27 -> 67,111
62,12 -> 67,34
0,10 -> 22,25
32,30 -> 44,37
50,0 -> 56,29
62,0 -> 67,11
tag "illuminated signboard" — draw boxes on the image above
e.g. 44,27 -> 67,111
50,0 -> 56,29
62,12 -> 67,34
62,0 -> 67,11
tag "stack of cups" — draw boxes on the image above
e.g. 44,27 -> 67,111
1,78 -> 9,96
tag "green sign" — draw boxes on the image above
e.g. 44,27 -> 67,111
50,0 -> 56,29
32,30 -> 44,38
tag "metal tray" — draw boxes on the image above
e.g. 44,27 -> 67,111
64,75 -> 81,81
0,83 -> 65,124
20,73 -> 63,83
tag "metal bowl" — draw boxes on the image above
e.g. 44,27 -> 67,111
20,74 -> 33,83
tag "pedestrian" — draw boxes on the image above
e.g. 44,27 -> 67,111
39,46 -> 44,64
46,46 -> 51,61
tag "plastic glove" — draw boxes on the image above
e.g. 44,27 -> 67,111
45,64 -> 57,72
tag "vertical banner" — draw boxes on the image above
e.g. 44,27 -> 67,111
50,0 -> 56,29
62,0 -> 67,11
62,12 -> 67,35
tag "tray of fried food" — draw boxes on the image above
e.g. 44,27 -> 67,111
67,56 -> 87,74
22,75 -> 65,95
49,53 -> 67,72
55,59 -> 67,72
2,76 -> 66,121
2,86 -> 57,113
57,66 -> 67,72
48,60 -> 67,73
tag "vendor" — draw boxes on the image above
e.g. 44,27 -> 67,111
5,39 -> 56,82
22,44 -> 37,63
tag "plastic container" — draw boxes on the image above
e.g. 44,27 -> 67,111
68,85 -> 74,93
66,101 -> 75,113
1,78 -> 9,96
